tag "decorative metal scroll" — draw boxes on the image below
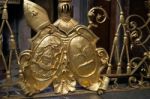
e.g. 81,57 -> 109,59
86,0 -> 150,90
88,6 -> 108,28
104,0 -> 150,89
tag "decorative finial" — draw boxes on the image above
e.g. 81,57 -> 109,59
58,0 -> 72,18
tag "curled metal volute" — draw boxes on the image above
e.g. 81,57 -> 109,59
125,14 -> 150,50
128,76 -> 139,88
24,0 -> 51,32
88,6 -> 108,28
96,48 -> 109,65
111,79 -> 119,89
19,50 -> 32,70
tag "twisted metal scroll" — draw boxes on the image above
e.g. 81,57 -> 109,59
88,6 -> 108,28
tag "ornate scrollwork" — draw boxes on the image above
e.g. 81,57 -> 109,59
125,7 -> 150,86
18,0 -> 110,96
126,15 -> 150,50
88,6 -> 108,27
96,48 -> 109,65
129,55 -> 150,87
128,76 -> 139,88
130,57 -> 143,70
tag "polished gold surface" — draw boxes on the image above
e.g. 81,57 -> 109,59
1,0 -> 150,98
24,0 -> 51,32
19,0 -> 109,96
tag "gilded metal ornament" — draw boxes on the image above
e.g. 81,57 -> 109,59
19,0 -> 109,95
1,0 -> 150,98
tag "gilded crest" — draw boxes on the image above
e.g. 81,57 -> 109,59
19,0 -> 109,95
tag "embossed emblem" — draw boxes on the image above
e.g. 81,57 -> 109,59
19,0 -> 109,95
